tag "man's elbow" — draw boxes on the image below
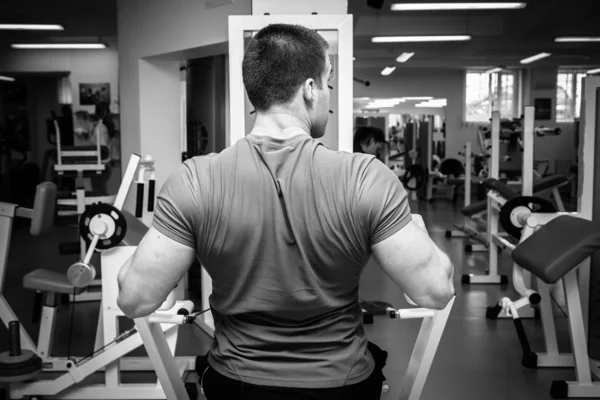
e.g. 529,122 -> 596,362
117,294 -> 159,320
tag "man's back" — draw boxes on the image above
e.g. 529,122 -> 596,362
153,131 -> 412,388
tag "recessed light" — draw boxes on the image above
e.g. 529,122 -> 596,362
0,75 -> 16,82
587,67 -> 600,75
381,66 -> 397,76
401,96 -> 434,101
396,52 -> 415,63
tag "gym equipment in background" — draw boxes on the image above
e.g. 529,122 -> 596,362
3,153 -> 198,399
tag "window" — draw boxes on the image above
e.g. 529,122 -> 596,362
465,70 -> 518,122
556,70 -> 586,122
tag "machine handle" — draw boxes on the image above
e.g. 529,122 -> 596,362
513,318 -> 533,355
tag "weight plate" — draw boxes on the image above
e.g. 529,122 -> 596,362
0,350 -> 36,366
79,203 -> 127,250
0,354 -> 41,380
499,196 -> 556,239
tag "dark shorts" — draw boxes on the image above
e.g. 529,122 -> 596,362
200,341 -> 388,400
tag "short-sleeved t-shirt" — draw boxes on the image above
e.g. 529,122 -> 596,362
153,131 -> 411,389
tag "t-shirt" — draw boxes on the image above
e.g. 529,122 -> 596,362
152,131 -> 411,388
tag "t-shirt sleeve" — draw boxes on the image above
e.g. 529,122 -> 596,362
151,160 -> 198,249
356,158 -> 412,245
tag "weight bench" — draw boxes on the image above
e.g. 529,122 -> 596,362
502,215 -> 600,398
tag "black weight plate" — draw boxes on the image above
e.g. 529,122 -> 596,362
439,158 -> 465,177
0,355 -> 41,377
0,350 -> 36,366
79,203 -> 127,250
499,196 -> 556,239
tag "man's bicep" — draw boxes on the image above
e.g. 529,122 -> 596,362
124,227 -> 196,305
371,219 -> 440,299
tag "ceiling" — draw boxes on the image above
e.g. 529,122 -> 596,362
1,0 -> 599,73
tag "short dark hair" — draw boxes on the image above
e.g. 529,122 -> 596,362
353,126 -> 386,153
242,24 -> 329,112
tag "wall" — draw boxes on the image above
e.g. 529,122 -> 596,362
0,42 -> 119,115
117,0 -> 252,219
354,68 -> 468,158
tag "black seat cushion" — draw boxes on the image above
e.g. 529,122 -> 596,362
461,200 -> 487,216
483,178 -> 519,200
531,175 -> 568,193
512,216 -> 600,284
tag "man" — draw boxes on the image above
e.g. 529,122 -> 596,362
117,23 -> 454,399
353,125 -> 389,161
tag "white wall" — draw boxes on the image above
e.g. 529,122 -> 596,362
0,42 -> 119,115
117,0 -> 252,219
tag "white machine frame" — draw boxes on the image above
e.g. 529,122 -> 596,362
6,155 -> 195,399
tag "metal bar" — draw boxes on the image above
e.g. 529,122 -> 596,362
113,154 -> 142,211
399,297 -> 455,400
135,319 -> 190,400
522,106 -> 535,196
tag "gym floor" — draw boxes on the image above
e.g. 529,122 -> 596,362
0,200 -> 575,400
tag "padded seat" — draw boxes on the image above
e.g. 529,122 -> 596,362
512,216 -> 600,284
531,175 -> 568,192
23,269 -> 85,295
483,178 -> 519,199
461,200 -> 487,216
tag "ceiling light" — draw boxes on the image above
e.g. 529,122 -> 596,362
396,52 -> 415,63
381,66 -> 396,76
391,2 -> 526,10
555,37 -> 600,43
587,67 -> 600,75
416,103 -> 445,108
355,97 -> 371,100
0,75 -> 15,82
401,96 -> 434,101
520,52 -> 551,64
0,24 -> 64,30
486,66 -> 504,74
373,35 -> 471,43
11,43 -> 106,49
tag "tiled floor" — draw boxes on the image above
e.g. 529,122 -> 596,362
0,198 -> 580,400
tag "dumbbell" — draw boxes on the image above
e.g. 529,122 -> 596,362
535,126 -> 561,137
0,321 -> 42,383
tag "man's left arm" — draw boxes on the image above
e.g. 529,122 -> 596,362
117,161 -> 200,319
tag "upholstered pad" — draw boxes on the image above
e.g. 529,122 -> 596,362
483,178 -> 520,200
532,175 -> 568,193
512,216 -> 600,284
23,269 -> 85,295
461,200 -> 487,216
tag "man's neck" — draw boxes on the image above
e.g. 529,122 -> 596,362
251,110 -> 311,140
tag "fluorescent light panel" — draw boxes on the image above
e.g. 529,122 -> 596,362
587,67 -> 600,74
402,96 -> 433,100
486,67 -> 504,74
520,52 -> 551,64
555,37 -> 600,43
0,24 -> 64,30
381,66 -> 397,76
0,75 -> 15,82
11,43 -> 106,49
391,2 -> 526,10
373,35 -> 471,43
396,52 -> 415,63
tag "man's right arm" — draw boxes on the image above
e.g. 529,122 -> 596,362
356,159 -> 455,310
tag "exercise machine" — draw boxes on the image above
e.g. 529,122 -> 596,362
0,154 -> 197,399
